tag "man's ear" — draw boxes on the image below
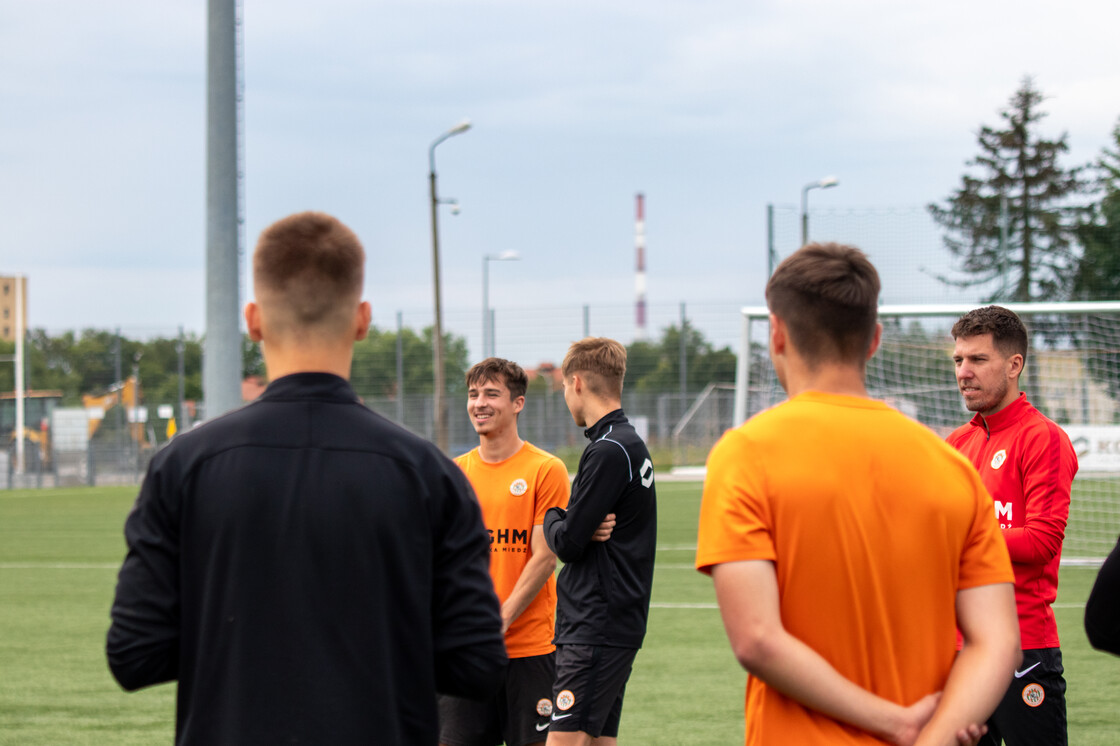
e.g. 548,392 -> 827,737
866,322 -> 883,361
512,395 -> 525,415
245,302 -> 263,342
1007,352 -> 1024,382
355,301 -> 372,341
768,314 -> 786,357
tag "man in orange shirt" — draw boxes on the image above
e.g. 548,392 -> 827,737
695,243 -> 1022,745
440,358 -> 572,746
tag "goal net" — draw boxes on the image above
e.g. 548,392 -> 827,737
734,301 -> 1120,563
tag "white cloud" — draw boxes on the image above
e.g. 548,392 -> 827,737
3,0 -> 1119,338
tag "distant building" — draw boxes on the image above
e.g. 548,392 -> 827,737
527,362 -> 564,392
242,375 -> 267,402
1033,350 -> 1118,425
0,275 -> 28,342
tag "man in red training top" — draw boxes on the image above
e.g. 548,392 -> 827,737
948,305 -> 1079,746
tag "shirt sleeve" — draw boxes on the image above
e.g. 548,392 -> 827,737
1085,534 -> 1120,656
958,468 -> 1016,590
1003,422 -> 1075,565
543,440 -> 629,563
428,456 -> 508,697
695,428 -> 776,575
533,456 -> 571,525
106,452 -> 181,691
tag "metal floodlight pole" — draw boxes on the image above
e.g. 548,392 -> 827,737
428,119 -> 471,452
204,0 -> 243,421
800,175 -> 839,247
13,276 -> 25,474
482,251 -> 520,358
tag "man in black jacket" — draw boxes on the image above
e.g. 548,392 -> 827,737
107,211 -> 506,745
1085,535 -> 1120,657
543,337 -> 657,746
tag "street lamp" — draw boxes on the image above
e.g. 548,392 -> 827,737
800,175 -> 839,246
482,251 -> 520,358
429,118 -> 471,453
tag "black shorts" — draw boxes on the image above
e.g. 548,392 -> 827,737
548,644 -> 638,738
438,652 -> 556,746
980,647 -> 1066,746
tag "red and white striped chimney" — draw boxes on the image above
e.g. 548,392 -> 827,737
635,193 -> 647,340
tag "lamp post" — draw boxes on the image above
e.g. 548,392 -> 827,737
482,251 -> 520,358
800,175 -> 839,246
429,119 -> 471,452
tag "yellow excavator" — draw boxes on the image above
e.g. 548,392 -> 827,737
82,376 -> 149,447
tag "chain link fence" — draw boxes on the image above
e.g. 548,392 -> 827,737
6,203 -> 1118,487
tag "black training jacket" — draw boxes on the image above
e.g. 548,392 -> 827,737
107,373 -> 506,746
543,408 -> 657,649
1086,534 -> 1120,656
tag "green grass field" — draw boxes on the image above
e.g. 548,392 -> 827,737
1,483 -> 1118,744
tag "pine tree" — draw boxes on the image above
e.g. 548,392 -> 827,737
928,77 -> 1088,301
1072,116 -> 1120,300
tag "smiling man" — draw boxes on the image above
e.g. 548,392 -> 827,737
948,305 -> 1079,746
440,358 -> 571,746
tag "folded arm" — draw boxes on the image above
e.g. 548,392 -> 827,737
712,560 -> 941,745
106,471 -> 181,691
431,464 -> 508,697
543,442 -> 626,562
913,583 -> 1020,746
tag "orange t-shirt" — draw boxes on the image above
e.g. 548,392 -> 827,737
695,391 -> 1013,745
456,442 -> 570,658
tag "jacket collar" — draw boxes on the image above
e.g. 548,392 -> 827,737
585,408 -> 627,441
969,392 -> 1031,434
260,372 -> 361,403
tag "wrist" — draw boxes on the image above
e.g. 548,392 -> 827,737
876,702 -> 913,746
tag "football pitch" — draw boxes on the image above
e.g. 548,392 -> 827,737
1,483 -> 1118,744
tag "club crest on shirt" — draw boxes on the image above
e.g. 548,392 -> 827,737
990,449 -> 1008,470
510,478 -> 528,496
1021,683 -> 1045,707
536,698 -> 553,717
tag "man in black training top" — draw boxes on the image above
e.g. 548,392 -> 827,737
107,211 -> 506,745
543,337 -> 657,746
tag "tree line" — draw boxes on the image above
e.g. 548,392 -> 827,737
0,323 -> 735,413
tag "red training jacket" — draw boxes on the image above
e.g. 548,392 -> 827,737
947,393 -> 1078,648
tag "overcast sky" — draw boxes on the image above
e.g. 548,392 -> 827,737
3,1 -> 1118,349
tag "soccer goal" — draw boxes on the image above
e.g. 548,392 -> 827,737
734,301 -> 1120,562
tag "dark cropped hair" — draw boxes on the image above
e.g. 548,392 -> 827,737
951,306 -> 1028,366
465,358 -> 529,400
765,242 -> 880,367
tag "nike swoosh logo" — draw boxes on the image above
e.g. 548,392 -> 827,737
551,713 -> 572,722
1014,661 -> 1041,678
536,722 -> 550,732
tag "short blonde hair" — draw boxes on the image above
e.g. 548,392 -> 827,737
562,337 -> 627,399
